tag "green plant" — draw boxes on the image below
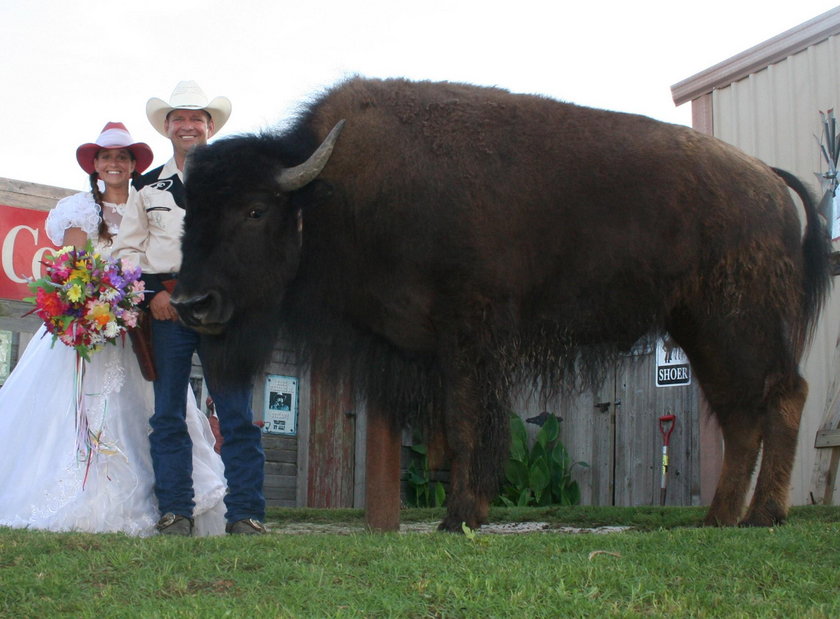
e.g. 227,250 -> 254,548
496,412 -> 586,507
405,442 -> 446,508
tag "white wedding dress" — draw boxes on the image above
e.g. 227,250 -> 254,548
0,192 -> 227,536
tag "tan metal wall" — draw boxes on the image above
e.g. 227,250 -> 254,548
711,32 -> 840,505
713,34 -> 839,179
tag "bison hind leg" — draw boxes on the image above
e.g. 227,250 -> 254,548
700,371 -> 807,528
739,373 -> 807,527
668,322 -> 763,526
669,288 -> 808,528
702,412 -> 763,527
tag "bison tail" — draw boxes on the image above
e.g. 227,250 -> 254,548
772,167 -> 833,346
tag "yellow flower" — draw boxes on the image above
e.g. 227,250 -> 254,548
66,284 -> 83,303
71,265 -> 91,283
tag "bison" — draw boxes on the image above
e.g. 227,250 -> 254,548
173,77 -> 831,531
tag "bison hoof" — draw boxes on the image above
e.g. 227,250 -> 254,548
702,515 -> 735,527
739,504 -> 787,527
437,517 -> 480,533
702,510 -> 740,527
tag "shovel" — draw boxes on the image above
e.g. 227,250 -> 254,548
658,414 -> 676,506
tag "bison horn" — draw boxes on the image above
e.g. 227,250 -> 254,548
276,119 -> 346,192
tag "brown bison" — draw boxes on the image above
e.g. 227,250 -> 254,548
173,77 -> 831,531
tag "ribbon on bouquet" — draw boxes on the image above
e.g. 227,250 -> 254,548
73,353 -> 126,489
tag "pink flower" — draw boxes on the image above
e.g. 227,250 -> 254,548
50,265 -> 71,282
123,310 -> 138,328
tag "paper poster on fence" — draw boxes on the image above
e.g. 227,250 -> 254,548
263,374 -> 298,435
656,337 -> 691,388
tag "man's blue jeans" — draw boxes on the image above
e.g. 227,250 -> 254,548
150,318 -> 265,523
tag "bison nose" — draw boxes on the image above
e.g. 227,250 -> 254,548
170,290 -> 232,332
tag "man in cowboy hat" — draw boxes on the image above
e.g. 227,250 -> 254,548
114,81 -> 266,536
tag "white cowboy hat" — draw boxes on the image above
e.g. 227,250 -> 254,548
146,80 -> 232,138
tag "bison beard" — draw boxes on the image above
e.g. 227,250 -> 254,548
174,77 -> 832,531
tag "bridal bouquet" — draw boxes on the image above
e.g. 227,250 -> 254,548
25,242 -> 146,361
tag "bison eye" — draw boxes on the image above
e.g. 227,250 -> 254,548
248,208 -> 266,219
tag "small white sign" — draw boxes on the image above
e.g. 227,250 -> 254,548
263,374 -> 298,435
656,337 -> 691,388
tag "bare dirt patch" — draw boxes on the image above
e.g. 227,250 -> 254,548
265,520 -> 632,535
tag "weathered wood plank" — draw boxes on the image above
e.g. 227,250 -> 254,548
262,434 -> 297,448
264,474 -> 297,490
0,177 -> 75,210
306,365 -> 355,507
264,461 -> 297,477
614,350 -> 700,507
505,346 -> 701,508
365,403 -> 401,531
263,446 -> 298,458
266,499 -> 297,508
265,483 -> 297,507
815,428 -> 840,448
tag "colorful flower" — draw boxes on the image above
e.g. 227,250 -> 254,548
103,321 -> 119,339
35,288 -> 66,318
66,283 -> 84,303
87,302 -> 113,328
25,241 -> 146,360
122,310 -> 139,328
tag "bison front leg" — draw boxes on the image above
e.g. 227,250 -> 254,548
438,367 -> 510,533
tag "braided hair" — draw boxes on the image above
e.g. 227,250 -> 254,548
88,168 -> 141,245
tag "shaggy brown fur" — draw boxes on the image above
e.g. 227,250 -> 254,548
173,77 -> 831,530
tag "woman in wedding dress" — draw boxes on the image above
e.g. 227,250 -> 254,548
0,122 -> 227,536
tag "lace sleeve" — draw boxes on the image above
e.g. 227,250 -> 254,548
45,192 -> 101,246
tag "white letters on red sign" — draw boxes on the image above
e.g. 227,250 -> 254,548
2,225 -> 50,283
0,205 -> 56,301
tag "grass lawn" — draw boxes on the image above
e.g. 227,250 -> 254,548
1,506 -> 838,617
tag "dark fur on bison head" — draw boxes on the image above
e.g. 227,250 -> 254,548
177,129 -> 318,385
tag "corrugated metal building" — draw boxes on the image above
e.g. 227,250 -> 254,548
672,6 -> 840,505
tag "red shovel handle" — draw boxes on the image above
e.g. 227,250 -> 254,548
659,414 -> 676,445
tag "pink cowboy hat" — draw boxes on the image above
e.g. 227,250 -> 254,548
75,122 -> 154,174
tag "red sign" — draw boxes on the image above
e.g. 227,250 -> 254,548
1,204 -> 58,301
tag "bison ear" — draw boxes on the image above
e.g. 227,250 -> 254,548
276,120 -> 346,193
